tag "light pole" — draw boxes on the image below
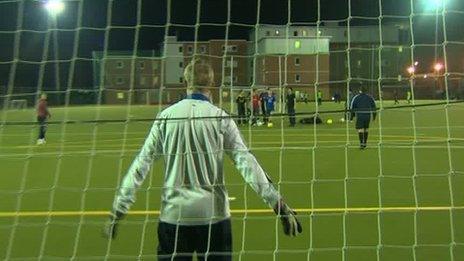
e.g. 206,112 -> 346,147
423,0 -> 446,81
434,62 -> 444,98
44,0 -> 65,104
407,65 -> 416,103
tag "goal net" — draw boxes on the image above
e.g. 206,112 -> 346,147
0,0 -> 463,260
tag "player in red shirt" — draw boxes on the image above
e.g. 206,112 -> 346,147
251,89 -> 260,125
36,93 -> 51,145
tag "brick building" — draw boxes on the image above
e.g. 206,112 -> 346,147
94,24 -> 458,105
163,37 -> 251,102
250,26 -> 331,101
92,51 -> 163,104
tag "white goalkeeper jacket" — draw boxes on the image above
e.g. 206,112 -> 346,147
113,93 -> 281,225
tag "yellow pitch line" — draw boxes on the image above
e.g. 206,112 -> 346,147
0,206 -> 463,218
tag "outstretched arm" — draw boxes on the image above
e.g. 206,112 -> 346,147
113,121 -> 163,214
223,116 -> 280,207
223,114 -> 302,236
103,120 -> 163,239
370,96 -> 377,120
349,97 -> 356,121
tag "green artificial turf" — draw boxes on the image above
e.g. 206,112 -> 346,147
0,100 -> 463,260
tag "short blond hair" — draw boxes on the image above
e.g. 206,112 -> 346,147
183,57 -> 214,92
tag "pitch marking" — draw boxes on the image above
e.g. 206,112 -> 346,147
0,206 -> 462,218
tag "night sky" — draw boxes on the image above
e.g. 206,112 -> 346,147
0,0 -> 463,95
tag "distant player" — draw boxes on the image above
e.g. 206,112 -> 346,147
317,90 -> 323,105
286,87 -> 296,127
304,93 -> 309,103
103,58 -> 302,260
393,90 -> 399,104
265,91 -> 276,123
251,89 -> 260,125
260,89 -> 269,123
236,90 -> 247,125
333,91 -> 341,103
406,90 -> 412,104
36,93 -> 51,145
350,87 -> 377,149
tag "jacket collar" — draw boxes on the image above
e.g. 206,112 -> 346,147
186,93 -> 210,102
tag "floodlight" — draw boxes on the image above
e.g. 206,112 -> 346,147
44,0 -> 65,16
407,66 -> 415,74
434,63 -> 444,71
424,0 -> 447,11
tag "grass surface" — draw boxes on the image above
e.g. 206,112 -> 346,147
0,100 -> 463,260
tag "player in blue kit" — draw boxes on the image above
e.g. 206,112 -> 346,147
265,91 -> 276,123
350,87 -> 377,149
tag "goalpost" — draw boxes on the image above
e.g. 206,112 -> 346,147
0,0 -> 463,260
7,99 -> 27,110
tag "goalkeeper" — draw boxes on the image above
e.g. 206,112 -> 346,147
350,87 -> 377,149
103,58 -> 302,260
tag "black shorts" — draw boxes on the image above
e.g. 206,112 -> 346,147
37,116 -> 47,124
157,219 -> 232,261
356,117 -> 370,129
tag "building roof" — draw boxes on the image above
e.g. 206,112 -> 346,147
92,50 -> 162,59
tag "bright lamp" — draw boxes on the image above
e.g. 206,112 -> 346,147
44,0 -> 65,16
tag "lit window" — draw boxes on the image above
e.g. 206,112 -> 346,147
275,30 -> 280,35
294,40 -> 301,49
116,61 -> 124,68
302,30 -> 307,36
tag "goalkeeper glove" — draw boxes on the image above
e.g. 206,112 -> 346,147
274,200 -> 303,237
102,211 -> 124,240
